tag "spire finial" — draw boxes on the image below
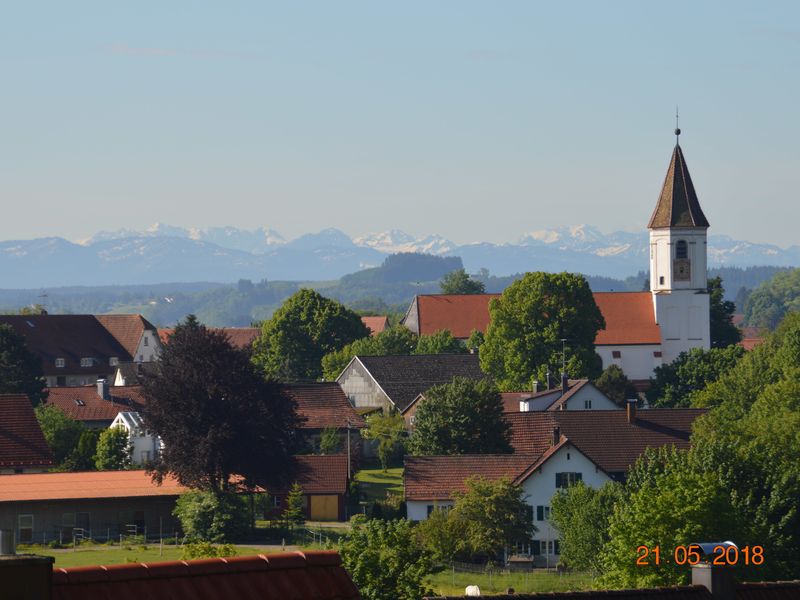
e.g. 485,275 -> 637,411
674,106 -> 681,142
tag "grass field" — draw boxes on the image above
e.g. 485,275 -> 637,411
427,569 -> 595,596
18,544 -> 261,568
354,463 -> 404,502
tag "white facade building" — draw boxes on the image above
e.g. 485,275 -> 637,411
109,411 -> 161,465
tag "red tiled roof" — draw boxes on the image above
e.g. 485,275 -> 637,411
158,327 -> 260,349
45,385 -> 146,423
739,338 -> 765,351
284,383 -> 365,430
94,314 -> 157,357
0,315 -> 131,376
361,316 -> 389,336
51,551 -> 361,600
404,454 -> 537,501
409,292 -> 661,346
275,455 -> 350,496
506,409 -> 705,473
0,470 -> 185,502
0,394 -> 54,468
500,380 -> 588,413
593,292 -> 661,345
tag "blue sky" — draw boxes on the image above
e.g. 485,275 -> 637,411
2,2 -> 798,246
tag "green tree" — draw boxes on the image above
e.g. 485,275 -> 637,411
408,377 -> 511,455
143,315 -> 302,494
252,289 -> 369,381
466,329 -> 484,352
0,324 -> 47,405
550,481 -> 622,574
451,476 -> 535,560
34,404 -> 85,465
440,269 -> 486,294
361,411 -> 406,470
173,489 -> 250,543
319,426 -> 341,454
413,329 -> 466,355
646,346 -> 745,408
708,276 -> 742,348
62,429 -> 100,471
594,365 -> 638,406
321,325 -> 417,381
283,482 -> 306,530
94,425 -> 131,470
415,503 -> 466,563
339,519 -> 433,600
480,272 -> 605,390
600,448 -> 740,588
744,268 -> 800,329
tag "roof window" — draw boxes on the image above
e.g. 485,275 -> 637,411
80,357 -> 96,367
55,358 -> 65,368
74,399 -> 86,406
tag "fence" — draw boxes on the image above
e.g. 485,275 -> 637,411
15,526 -> 182,549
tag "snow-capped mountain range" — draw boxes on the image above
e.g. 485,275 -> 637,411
1,223 -> 797,288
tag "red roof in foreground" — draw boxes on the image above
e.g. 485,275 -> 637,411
284,383 -> 365,430
0,394 -> 54,468
45,385 -> 146,423
0,470 -> 185,503
52,551 -> 360,600
409,292 -> 661,346
361,316 -> 389,336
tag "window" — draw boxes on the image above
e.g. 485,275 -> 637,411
540,540 -> 554,555
80,357 -> 95,367
56,376 -> 66,386
272,496 -> 281,508
18,514 -> 33,543
109,357 -> 119,366
676,240 -> 688,259
55,358 -> 65,368
659,276 -> 665,285
139,355 -> 144,362
653,351 -> 662,358
584,400 -> 592,409
143,337 -> 149,347
536,506 -> 550,521
611,350 -> 621,359
555,472 -> 583,489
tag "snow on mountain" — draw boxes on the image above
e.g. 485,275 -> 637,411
353,230 -> 455,255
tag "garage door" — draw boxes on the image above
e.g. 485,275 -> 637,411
309,495 -> 338,521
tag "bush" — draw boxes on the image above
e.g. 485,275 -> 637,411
173,490 -> 250,543
181,541 -> 238,560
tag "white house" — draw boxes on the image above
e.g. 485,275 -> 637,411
109,411 -> 161,465
405,405 -> 705,566
502,379 -> 620,413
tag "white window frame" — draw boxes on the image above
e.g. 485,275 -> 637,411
55,358 -> 65,368
109,357 -> 119,366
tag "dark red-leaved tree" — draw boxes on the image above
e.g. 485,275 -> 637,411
143,315 -> 304,494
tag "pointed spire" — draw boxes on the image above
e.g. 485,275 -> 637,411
647,136 -> 709,229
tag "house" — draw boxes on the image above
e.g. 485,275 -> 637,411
158,327 -> 261,349
406,405 -> 705,566
336,353 -> 486,412
110,411 -> 161,465
284,382 -> 365,459
95,314 -> 162,363
501,379 -> 619,413
361,315 -> 390,336
402,136 -> 713,383
0,394 -> 54,474
6,551 -> 361,600
0,314 -> 132,387
44,381 -> 146,429
268,455 -> 350,522
0,470 -> 186,544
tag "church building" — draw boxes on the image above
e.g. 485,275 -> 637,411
401,131 -> 712,384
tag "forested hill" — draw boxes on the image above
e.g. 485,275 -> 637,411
0,255 -> 791,328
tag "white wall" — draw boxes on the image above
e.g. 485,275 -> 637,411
407,500 -> 454,522
561,385 -> 619,410
134,329 -> 161,363
654,292 -> 710,364
649,228 -> 708,293
595,344 -> 662,381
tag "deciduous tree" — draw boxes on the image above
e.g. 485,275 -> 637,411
594,365 -> 637,406
440,269 -> 486,295
35,404 -> 84,465
143,315 -> 302,494
173,489 -> 250,543
408,377 -> 510,455
480,272 -> 605,390
361,411 -> 406,470
94,425 -> 131,470
413,329 -> 466,355
321,325 -> 417,381
0,324 -> 47,405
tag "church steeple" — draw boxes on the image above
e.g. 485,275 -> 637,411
648,136 -> 709,229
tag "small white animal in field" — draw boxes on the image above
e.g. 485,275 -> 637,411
465,585 -> 481,596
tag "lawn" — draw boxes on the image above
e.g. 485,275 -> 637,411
18,543 -> 261,568
354,462 -> 404,503
427,569 -> 595,596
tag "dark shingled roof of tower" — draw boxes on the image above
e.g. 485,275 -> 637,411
648,144 -> 709,229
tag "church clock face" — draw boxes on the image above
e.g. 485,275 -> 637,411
674,259 -> 691,281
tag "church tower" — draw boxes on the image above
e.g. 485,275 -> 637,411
648,128 -> 711,363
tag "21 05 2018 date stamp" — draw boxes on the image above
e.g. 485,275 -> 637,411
636,545 -> 764,566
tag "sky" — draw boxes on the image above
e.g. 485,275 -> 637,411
2,2 -> 799,247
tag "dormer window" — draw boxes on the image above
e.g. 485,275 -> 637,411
109,357 -> 119,366
55,358 -> 65,368
80,357 -> 95,367
675,240 -> 688,259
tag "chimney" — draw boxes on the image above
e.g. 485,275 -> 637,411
519,397 -> 531,413
552,426 -> 561,446
691,543 -> 738,600
97,378 -> 110,401
561,372 -> 569,394
626,399 -> 637,423
532,380 -> 539,394
546,371 -> 553,390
